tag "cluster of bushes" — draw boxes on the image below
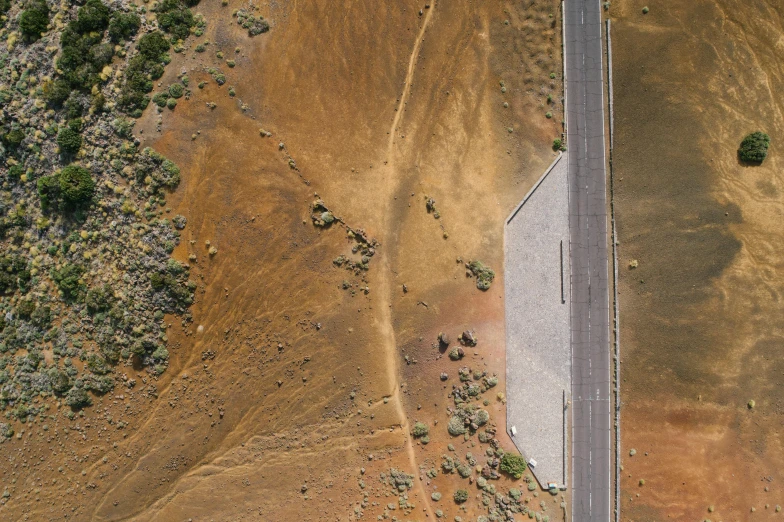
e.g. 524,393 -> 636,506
118,0 -> 200,115
51,263 -> 86,300
0,1 -> 207,419
468,260 -> 495,290
45,0 -> 118,109
1,123 -> 25,152
156,0 -> 196,41
150,263 -> 193,306
134,147 -> 181,191
37,165 -> 96,210
235,8 -> 270,36
118,31 -> 170,115
0,256 -> 30,295
108,10 -> 141,43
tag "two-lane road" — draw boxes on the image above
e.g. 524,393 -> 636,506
564,0 -> 612,520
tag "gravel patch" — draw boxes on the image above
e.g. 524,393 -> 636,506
504,153 -> 570,487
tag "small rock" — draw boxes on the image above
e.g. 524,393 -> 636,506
460,330 -> 477,346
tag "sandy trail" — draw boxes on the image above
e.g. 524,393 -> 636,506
374,3 -> 438,519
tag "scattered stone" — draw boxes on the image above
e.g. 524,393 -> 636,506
459,330 -> 477,346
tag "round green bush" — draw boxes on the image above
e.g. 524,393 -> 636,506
74,0 -> 110,33
168,83 -> 184,98
59,165 -> 95,205
412,422 -> 429,438
65,385 -> 91,409
499,452 -> 527,479
738,132 -> 770,164
453,489 -> 469,503
19,0 -> 50,40
56,127 -> 82,154
137,31 -> 171,60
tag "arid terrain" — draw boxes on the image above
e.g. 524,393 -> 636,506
613,1 -> 784,520
0,0 -> 567,520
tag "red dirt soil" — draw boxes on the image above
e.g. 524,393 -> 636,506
0,1 -> 567,520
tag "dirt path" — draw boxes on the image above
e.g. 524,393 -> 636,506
374,3 -> 437,519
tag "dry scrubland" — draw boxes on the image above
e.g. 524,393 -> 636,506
613,1 -> 784,519
0,0 -> 566,520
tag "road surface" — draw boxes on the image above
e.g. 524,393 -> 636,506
564,0 -> 612,520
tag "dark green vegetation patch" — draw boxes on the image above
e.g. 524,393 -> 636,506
18,0 -> 50,41
500,452 -> 527,479
738,131 -> 770,164
0,0 -> 206,427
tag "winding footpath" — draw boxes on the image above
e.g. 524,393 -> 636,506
376,4 -> 437,519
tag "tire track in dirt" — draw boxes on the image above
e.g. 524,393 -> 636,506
374,3 -> 437,520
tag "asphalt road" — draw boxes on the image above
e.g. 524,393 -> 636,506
564,1 -> 612,520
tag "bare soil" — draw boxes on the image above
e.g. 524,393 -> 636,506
0,1 -> 566,520
612,1 -> 784,519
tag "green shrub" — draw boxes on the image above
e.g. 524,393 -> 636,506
108,10 -> 141,42
48,368 -> 72,395
247,17 -> 270,36
73,0 -> 110,33
65,385 -> 91,409
152,92 -> 169,107
111,117 -> 134,138
0,256 -> 29,295
30,304 -> 52,327
19,0 -> 49,40
2,127 -> 25,149
453,489 -> 469,503
499,453 -> 527,479
7,164 -> 24,180
137,31 -> 171,60
156,0 -> 196,41
166,98 -> 177,110
56,126 -> 82,154
51,263 -> 85,300
86,354 -> 111,375
412,422 -> 429,438
553,138 -> 565,151
16,299 -> 36,318
468,260 -> 495,290
168,83 -> 184,98
86,284 -> 114,314
59,165 -> 95,206
738,131 -> 770,163
37,174 -> 60,208
43,79 -> 72,107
